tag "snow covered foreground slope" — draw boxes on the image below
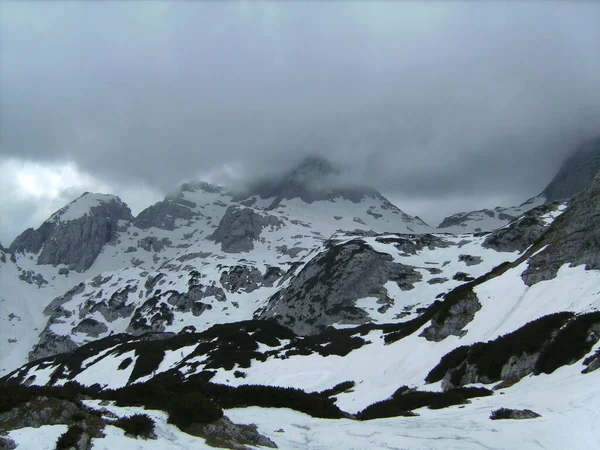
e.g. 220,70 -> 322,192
3,158 -> 600,449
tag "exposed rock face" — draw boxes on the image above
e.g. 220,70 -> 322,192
10,194 -> 133,272
521,171 -> 600,286
0,396 -> 105,449
9,221 -> 55,254
72,318 -> 109,338
0,396 -> 80,430
420,289 -> 481,342
490,408 -> 541,420
542,135 -> 600,203
29,330 -> 78,362
134,181 -> 228,231
256,239 -> 422,335
209,207 -> 282,253
187,415 -> 278,450
82,285 -> 137,323
42,283 -> 86,322
374,234 -> 450,256
458,254 -> 483,266
138,236 -> 172,252
18,270 -> 48,287
0,437 -> 17,450
126,283 -> 226,335
483,203 -> 561,253
220,265 -> 283,293
134,199 -> 195,231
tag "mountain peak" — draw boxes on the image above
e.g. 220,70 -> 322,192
288,155 -> 339,181
49,192 -> 125,223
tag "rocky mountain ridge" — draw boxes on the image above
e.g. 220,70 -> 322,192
2,151 -> 600,450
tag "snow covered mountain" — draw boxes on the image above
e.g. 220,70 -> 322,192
2,154 -> 600,450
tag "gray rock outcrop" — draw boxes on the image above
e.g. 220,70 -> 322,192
483,203 -> 562,253
134,199 -> 195,231
209,207 -> 282,253
9,221 -> 55,254
187,415 -> 278,449
490,408 -> 541,420
220,265 -> 283,293
458,254 -> 483,266
138,236 -> 172,252
71,318 -> 109,338
521,171 -> 600,286
29,330 -> 78,362
10,193 -> 133,272
420,289 -> 481,342
256,239 -> 422,335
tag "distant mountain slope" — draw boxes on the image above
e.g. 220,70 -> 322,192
436,195 -> 546,233
4,154 -> 600,449
0,157 -> 431,374
437,134 -> 600,233
4,172 -> 600,449
542,135 -> 600,202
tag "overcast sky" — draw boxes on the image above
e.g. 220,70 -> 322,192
1,1 -> 600,244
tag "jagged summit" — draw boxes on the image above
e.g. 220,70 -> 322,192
48,192 -> 124,223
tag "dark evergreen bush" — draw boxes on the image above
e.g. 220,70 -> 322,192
490,407 -> 513,420
55,425 -> 84,449
535,312 -> 600,374
105,382 -> 224,429
114,414 -> 155,438
318,381 -> 355,398
118,357 -> 133,370
357,387 -> 492,420
128,348 -> 165,382
426,312 -> 574,384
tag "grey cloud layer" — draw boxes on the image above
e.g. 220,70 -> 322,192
2,1 -> 600,202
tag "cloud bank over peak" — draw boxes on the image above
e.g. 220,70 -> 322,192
1,1 -> 599,241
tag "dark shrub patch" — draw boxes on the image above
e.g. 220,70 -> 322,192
114,414 -> 155,438
199,383 -> 345,419
426,312 -> 574,385
535,312 -> 600,374
167,391 -> 223,429
128,347 -> 166,383
118,357 -> 133,371
103,382 -> 223,429
318,381 -> 355,398
56,424 -> 84,449
425,346 -> 470,383
357,387 -> 492,420
71,410 -> 87,422
318,336 -> 366,357
489,407 -> 512,420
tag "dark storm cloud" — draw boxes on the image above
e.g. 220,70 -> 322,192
1,1 -> 600,206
